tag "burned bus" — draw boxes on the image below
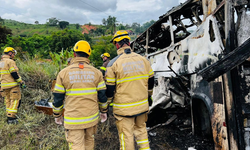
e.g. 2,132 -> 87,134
131,0 -> 250,149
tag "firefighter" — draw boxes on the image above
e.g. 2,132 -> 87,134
100,52 -> 110,76
0,47 -> 26,124
100,52 -> 114,107
106,30 -> 155,150
52,40 -> 108,150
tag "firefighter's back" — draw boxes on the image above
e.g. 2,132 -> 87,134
107,49 -> 152,116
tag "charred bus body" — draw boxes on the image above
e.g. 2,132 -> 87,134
131,0 -> 250,149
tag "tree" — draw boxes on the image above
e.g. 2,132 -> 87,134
0,17 -> 4,25
95,27 -> 105,36
0,25 -> 12,44
106,16 -> 117,34
49,29 -> 91,53
75,23 -> 80,29
117,24 -> 125,30
47,17 -> 59,26
141,20 -> 156,31
102,18 -> 107,26
125,24 -> 131,29
90,35 -> 116,67
131,22 -> 141,34
34,21 -> 39,25
59,21 -> 69,29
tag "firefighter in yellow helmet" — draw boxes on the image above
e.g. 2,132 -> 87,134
52,40 -> 108,150
0,47 -> 26,124
100,52 -> 110,76
106,30 -> 155,150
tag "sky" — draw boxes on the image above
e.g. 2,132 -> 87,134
0,0 -> 187,25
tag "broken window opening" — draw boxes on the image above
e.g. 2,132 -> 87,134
209,20 -> 216,42
216,0 -> 224,6
191,5 -> 203,25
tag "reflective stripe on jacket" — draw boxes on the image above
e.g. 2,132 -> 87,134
53,57 -> 107,129
106,46 -> 154,116
0,55 -> 22,89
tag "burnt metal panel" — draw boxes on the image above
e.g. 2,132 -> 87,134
197,37 -> 250,82
131,0 -> 203,53
233,0 -> 249,6
213,82 -> 223,104
192,79 -> 214,115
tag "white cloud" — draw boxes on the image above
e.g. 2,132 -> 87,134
0,0 -> 180,25
117,0 -> 162,12
179,0 -> 187,4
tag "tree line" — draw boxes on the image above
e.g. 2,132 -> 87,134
0,16 -> 155,67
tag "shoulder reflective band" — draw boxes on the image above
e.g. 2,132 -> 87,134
54,84 -> 65,93
66,88 -> 97,96
116,74 -> 149,84
97,81 -> 106,90
113,98 -> 148,108
64,112 -> 99,125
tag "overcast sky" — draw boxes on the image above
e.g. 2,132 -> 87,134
0,0 -> 186,25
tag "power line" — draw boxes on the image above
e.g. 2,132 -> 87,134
77,0 -> 111,16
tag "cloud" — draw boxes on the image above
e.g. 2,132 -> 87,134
0,0 -> 181,25
179,0 -> 187,4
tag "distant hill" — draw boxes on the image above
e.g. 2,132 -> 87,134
1,18 -> 156,39
2,19 -> 83,37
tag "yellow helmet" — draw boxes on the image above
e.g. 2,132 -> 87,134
110,30 -> 131,44
4,47 -> 15,53
101,53 -> 110,58
73,40 -> 91,56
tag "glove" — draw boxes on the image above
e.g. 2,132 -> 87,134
55,116 -> 63,125
148,95 -> 153,106
21,82 -> 27,89
100,113 -> 108,123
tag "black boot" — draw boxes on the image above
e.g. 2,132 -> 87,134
7,117 -> 18,125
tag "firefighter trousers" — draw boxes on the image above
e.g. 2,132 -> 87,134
114,113 -> 150,150
3,86 -> 21,118
65,125 -> 97,150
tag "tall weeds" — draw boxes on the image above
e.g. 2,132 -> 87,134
0,59 -> 68,149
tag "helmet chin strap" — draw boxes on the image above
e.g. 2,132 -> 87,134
116,43 -> 120,50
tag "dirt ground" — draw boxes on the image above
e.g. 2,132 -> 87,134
95,110 -> 214,150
